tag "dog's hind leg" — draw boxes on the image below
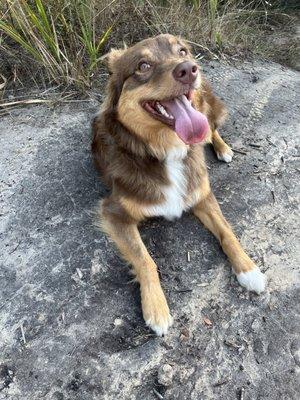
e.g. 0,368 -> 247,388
99,198 -> 173,336
211,130 -> 233,163
193,192 -> 266,293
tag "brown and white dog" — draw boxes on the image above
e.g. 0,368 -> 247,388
92,34 -> 266,336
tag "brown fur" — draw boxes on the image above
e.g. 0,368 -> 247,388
91,34 -> 264,335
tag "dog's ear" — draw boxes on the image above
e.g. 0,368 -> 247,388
101,48 -> 126,74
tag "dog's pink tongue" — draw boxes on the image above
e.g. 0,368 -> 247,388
161,95 -> 209,144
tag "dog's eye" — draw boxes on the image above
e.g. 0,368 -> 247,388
179,48 -> 187,56
138,62 -> 151,72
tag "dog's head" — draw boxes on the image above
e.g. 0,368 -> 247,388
103,34 -> 209,149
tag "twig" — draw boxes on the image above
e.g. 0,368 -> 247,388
197,282 -> 209,287
224,339 -> 241,349
9,242 -> 20,254
153,388 -> 164,400
20,323 -> 26,344
249,143 -> 261,148
0,94 -> 87,111
240,387 -> 245,400
271,190 -> 275,203
95,0 -> 117,17
0,99 -> 51,108
266,137 -> 275,146
186,40 -> 218,58
232,148 -> 247,155
187,251 -> 191,262
213,379 -> 229,387
0,74 -> 7,90
174,288 -> 193,293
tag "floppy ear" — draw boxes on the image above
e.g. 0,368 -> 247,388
101,48 -> 126,74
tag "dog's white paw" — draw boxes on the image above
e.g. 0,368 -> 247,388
142,283 -> 173,336
217,148 -> 234,163
236,267 -> 266,294
146,314 -> 174,337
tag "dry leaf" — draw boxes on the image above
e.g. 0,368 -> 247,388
203,317 -> 213,327
180,327 -> 190,341
180,334 -> 189,342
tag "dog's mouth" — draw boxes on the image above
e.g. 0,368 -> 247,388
142,90 -> 209,144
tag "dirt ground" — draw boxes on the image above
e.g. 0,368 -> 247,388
0,60 -> 299,400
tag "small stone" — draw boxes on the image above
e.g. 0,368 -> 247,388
251,319 -> 261,333
203,317 -> 213,327
157,364 -> 174,387
114,318 -> 123,327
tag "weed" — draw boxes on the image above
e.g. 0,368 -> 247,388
0,0 -> 298,91
0,0 -> 112,88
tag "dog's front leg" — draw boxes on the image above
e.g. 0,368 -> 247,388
193,192 -> 266,293
211,129 -> 234,163
100,199 -> 173,336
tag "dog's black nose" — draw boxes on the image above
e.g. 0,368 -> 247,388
172,61 -> 198,84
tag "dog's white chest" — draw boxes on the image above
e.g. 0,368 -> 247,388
144,147 -> 188,220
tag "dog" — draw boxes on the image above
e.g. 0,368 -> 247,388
91,34 -> 266,336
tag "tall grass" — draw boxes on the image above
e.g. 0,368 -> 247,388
0,0 -> 298,91
0,0 -> 112,88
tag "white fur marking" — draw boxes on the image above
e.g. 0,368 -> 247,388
146,315 -> 174,337
217,149 -> 233,163
236,267 -> 266,294
143,147 -> 189,220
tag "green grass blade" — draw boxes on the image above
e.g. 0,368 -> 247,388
96,25 -> 112,53
0,21 -> 43,62
35,0 -> 52,34
21,1 -> 61,61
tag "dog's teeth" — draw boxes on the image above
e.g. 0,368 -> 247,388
156,102 -> 169,118
156,103 -> 165,113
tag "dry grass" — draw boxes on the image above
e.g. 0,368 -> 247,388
0,0 -> 298,93
0,0 -> 113,89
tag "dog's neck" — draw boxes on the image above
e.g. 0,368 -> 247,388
103,108 -> 188,161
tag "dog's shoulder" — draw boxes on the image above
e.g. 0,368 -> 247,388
92,109 -> 170,202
